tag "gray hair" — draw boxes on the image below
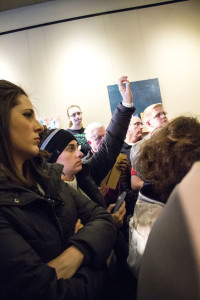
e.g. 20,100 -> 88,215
84,122 -> 105,141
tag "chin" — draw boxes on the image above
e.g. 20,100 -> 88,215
74,166 -> 82,175
161,121 -> 168,127
31,148 -> 40,158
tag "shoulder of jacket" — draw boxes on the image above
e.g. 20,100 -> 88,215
41,162 -> 64,177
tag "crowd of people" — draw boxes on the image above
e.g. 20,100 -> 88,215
0,76 -> 200,300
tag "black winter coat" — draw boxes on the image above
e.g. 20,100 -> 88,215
0,163 -> 117,300
77,102 -> 135,208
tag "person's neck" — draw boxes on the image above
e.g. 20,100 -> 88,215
16,162 -> 35,186
70,124 -> 82,130
61,173 -> 75,182
125,136 -> 140,144
91,149 -> 96,155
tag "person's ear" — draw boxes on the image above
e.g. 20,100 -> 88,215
146,121 -> 151,126
88,141 -> 91,145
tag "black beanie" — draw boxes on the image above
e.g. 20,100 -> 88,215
40,129 -> 76,163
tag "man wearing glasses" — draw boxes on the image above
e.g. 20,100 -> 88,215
121,115 -> 143,160
66,105 -> 91,156
142,103 -> 168,133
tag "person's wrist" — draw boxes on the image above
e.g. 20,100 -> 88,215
122,100 -> 134,108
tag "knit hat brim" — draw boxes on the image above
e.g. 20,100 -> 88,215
40,129 -> 76,163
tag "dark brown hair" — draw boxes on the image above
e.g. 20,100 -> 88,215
136,116 -> 200,202
0,79 -> 46,185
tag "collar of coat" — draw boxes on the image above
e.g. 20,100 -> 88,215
0,163 -> 64,207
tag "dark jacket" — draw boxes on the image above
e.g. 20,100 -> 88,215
0,163 -> 117,300
120,160 -> 138,216
83,149 -> 138,215
121,142 -> 132,161
78,103 -> 135,208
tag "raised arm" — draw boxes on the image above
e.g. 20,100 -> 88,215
82,76 -> 135,186
118,76 -> 133,105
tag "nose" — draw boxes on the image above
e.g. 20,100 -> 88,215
160,113 -> 166,119
76,148 -> 84,158
34,119 -> 44,133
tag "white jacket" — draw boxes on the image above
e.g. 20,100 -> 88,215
127,188 -> 165,277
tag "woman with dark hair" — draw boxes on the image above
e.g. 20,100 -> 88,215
0,79 -> 117,300
128,115 -> 200,277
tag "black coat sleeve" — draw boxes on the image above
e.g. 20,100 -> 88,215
82,103 -> 135,186
0,181 -> 117,300
0,216 -> 107,300
58,182 -> 117,265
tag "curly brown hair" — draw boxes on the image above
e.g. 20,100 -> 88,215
136,116 -> 200,202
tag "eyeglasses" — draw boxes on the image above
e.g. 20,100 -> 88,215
69,112 -> 82,118
130,122 -> 143,127
151,111 -> 167,120
91,135 -> 104,142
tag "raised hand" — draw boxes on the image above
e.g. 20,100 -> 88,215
118,76 -> 133,105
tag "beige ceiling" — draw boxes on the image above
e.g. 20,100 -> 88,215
0,0 -> 55,12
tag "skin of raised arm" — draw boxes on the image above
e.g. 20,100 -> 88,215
47,245 -> 84,279
118,76 -> 133,105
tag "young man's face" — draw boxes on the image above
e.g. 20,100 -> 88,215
88,127 -> 106,153
147,107 -> 168,131
56,140 -> 83,181
68,107 -> 82,127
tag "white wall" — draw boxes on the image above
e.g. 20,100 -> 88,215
0,0 -> 200,128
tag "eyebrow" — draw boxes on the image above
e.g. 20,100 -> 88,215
22,108 -> 34,113
67,142 -> 78,147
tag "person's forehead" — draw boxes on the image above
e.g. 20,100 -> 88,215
151,107 -> 164,117
17,95 -> 33,108
131,116 -> 141,123
67,140 -> 78,146
69,107 -> 81,115
93,127 -> 106,136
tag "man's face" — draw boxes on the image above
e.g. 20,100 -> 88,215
147,107 -> 168,131
56,140 -> 83,181
127,116 -> 143,143
88,127 -> 106,153
68,107 -> 82,127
